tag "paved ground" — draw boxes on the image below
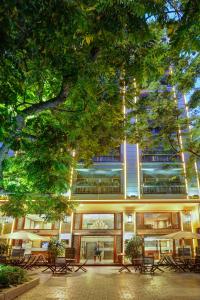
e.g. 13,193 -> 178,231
17,267 -> 200,300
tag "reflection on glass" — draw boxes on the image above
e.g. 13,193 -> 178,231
24,214 -> 52,229
80,236 -> 114,263
137,212 -> 180,230
82,214 -> 114,229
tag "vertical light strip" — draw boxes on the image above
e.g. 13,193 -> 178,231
122,77 -> 127,200
180,212 -> 183,231
70,212 -> 74,247
172,86 -> 189,198
122,212 -> 125,254
183,94 -> 200,196
134,212 -> 137,235
1,223 -> 4,235
59,221 -> 62,241
9,218 -> 15,246
68,150 -> 76,200
133,78 -> 141,199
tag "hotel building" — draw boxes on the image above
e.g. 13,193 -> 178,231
1,88 -> 200,264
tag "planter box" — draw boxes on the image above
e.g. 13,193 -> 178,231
0,277 -> 39,300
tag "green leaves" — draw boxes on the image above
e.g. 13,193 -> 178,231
0,0 -> 199,218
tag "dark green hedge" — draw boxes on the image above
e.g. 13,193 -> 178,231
0,265 -> 27,288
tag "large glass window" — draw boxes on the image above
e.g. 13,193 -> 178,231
136,212 -> 180,230
141,163 -> 186,194
24,215 -> 52,230
73,168 -> 122,194
82,214 -> 114,229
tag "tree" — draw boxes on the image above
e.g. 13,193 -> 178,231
0,0 -> 199,218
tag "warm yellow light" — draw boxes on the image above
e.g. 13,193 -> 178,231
172,86 -> 189,198
122,78 -> 127,200
9,219 -> 15,246
68,150 -> 76,200
183,94 -> 200,197
133,79 -> 141,199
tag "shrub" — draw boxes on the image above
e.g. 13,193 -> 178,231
0,265 -> 27,288
48,238 -> 65,260
125,236 -> 143,261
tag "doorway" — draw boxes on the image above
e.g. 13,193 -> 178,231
80,236 -> 114,264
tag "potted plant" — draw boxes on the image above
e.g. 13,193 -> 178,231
125,236 -> 143,263
47,238 -> 65,263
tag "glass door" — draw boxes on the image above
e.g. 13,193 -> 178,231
80,236 -> 114,264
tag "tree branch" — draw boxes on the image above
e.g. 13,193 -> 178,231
187,148 -> 200,158
167,135 -> 179,154
20,81 -> 69,116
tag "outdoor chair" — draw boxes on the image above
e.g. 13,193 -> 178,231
140,256 -> 155,274
74,259 -> 88,272
151,256 -> 165,273
188,256 -> 200,273
65,247 -> 87,272
166,255 -> 187,272
65,248 -> 76,259
11,248 -> 25,258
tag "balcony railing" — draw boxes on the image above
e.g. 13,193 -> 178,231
143,179 -> 183,184
92,156 -> 121,162
73,185 -> 122,194
142,185 -> 186,194
141,154 -> 181,162
142,149 -> 178,155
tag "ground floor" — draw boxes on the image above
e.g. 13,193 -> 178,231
2,200 -> 200,264
17,267 -> 200,300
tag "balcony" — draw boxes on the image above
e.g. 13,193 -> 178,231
73,177 -> 122,194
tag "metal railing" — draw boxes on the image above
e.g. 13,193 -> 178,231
141,154 -> 181,162
92,156 -> 121,162
142,186 -> 186,194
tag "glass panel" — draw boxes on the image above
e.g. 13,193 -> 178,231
141,163 -> 186,194
80,236 -> 114,264
74,214 -> 82,230
136,212 -> 180,230
115,213 -> 122,230
24,215 -> 52,229
182,212 -> 192,231
82,214 -> 114,229
124,213 -> 134,232
144,236 -> 173,258
73,169 -> 122,194
16,218 -> 24,230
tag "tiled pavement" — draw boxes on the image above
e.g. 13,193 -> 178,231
17,267 -> 200,300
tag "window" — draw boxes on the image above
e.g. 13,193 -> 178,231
82,214 -> 114,229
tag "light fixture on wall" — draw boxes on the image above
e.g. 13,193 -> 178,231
128,214 -> 133,224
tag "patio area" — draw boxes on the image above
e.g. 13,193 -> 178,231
17,267 -> 200,300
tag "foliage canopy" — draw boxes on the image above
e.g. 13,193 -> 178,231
0,0 -> 199,218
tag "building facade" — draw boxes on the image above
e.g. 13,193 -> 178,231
1,90 -> 200,264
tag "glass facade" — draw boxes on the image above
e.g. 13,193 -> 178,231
73,169 -> 122,194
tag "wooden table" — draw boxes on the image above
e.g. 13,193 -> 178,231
42,258 -> 76,274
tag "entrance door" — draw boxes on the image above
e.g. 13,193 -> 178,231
80,236 -> 114,264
